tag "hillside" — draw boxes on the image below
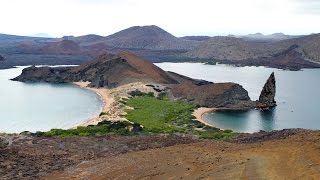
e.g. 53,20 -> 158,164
186,34 -> 320,69
13,52 -> 178,87
69,52 -> 179,87
104,25 -> 200,50
230,44 -> 320,70
1,26 -> 319,70
186,36 -> 285,60
239,33 -> 301,41
278,33 -> 320,62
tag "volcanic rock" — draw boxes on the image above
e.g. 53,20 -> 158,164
257,72 -> 276,109
168,72 -> 255,109
12,52 -> 179,88
0,137 -> 9,149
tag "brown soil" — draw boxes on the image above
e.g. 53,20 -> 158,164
2,129 -> 320,179
45,129 -> 320,180
0,134 -> 197,180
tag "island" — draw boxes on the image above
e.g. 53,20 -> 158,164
13,51 -> 276,111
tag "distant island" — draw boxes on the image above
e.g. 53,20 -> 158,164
1,25 -> 320,70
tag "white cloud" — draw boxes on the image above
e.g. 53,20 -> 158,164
0,0 -> 319,37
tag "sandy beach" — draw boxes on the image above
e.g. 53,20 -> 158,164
73,82 -> 157,127
192,107 -> 219,128
73,81 -> 115,126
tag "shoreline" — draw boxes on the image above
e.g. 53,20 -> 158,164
73,82 -> 114,127
72,82 -> 156,127
193,107 -> 225,130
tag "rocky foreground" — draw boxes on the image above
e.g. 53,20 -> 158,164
1,129 -> 320,179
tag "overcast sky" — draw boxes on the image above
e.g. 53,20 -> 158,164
0,0 -> 319,37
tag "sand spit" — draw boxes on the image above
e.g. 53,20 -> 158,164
73,82 -> 157,127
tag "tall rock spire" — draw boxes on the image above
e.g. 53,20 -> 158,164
257,72 -> 276,109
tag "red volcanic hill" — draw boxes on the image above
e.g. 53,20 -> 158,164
16,40 -> 82,55
69,52 -> 179,87
41,40 -> 81,55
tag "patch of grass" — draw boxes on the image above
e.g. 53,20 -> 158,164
197,131 -> 234,139
124,95 -> 234,139
125,96 -> 197,133
157,92 -> 169,100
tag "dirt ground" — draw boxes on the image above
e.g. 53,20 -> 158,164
46,130 -> 320,180
2,129 -> 320,179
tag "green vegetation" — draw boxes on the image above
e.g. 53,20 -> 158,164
35,121 -> 142,137
128,90 -> 154,97
36,92 -> 233,139
125,94 -> 234,139
125,96 -> 196,133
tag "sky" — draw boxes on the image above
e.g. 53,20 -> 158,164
0,0 -> 319,37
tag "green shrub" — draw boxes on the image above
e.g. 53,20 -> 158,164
99,112 -> 108,116
38,121 -> 142,137
223,129 -> 233,133
128,90 -> 154,97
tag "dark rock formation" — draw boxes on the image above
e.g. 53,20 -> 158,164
257,72 -> 276,109
167,72 -> 255,109
0,55 -> 4,61
12,65 -> 70,83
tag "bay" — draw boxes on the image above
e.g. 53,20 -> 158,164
156,63 -> 320,133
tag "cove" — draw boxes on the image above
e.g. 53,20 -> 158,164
156,63 -> 320,133
0,66 -> 103,133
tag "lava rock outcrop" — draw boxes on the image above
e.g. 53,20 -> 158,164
257,72 -> 276,109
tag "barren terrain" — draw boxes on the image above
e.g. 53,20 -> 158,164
2,129 -> 320,179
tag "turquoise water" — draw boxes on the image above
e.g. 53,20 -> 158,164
0,67 -> 103,133
156,63 -> 320,133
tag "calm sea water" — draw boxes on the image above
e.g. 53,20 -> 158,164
0,67 -> 103,133
156,63 -> 320,133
